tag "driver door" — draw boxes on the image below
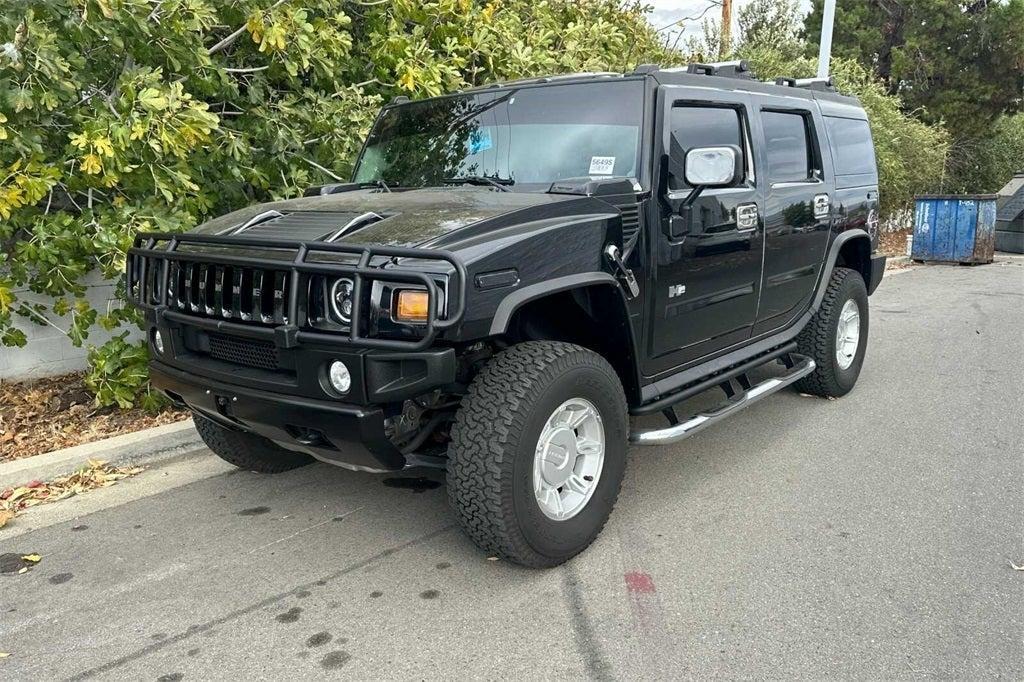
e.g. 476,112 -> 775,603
646,88 -> 763,375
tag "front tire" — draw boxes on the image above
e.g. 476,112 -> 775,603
447,341 -> 628,568
795,266 -> 869,398
193,413 -> 314,473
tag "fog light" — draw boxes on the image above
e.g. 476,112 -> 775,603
328,360 -> 351,394
153,329 -> 165,354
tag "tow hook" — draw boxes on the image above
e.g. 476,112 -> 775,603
604,244 -> 640,299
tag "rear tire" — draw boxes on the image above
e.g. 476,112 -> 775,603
795,266 -> 869,398
193,413 -> 314,473
447,341 -> 628,568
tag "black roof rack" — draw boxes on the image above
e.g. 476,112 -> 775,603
470,71 -> 622,91
774,76 -> 836,92
657,60 -> 756,80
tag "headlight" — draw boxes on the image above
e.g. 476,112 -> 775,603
392,289 -> 430,323
329,278 -> 355,324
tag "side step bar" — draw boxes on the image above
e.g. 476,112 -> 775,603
629,355 -> 816,446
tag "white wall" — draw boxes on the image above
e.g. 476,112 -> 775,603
0,272 -> 140,380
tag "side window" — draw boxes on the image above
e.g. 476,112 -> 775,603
668,106 -> 744,190
824,117 -> 876,176
761,111 -> 814,183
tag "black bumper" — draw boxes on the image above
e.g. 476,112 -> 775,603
152,361 -> 407,472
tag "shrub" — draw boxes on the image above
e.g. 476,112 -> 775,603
0,0 -> 669,407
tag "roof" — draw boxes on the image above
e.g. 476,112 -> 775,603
453,61 -> 861,107
996,172 -> 1024,222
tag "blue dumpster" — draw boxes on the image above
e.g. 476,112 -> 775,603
912,195 -> 998,264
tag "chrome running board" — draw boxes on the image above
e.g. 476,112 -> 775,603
629,355 -> 816,446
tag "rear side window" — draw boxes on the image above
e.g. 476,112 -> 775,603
825,117 -> 876,176
668,106 -> 743,189
761,111 -> 812,183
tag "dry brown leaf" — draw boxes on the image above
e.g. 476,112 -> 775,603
1,371 -> 187,462
0,652 -> 10,658
0,509 -> 14,528
0,461 -> 143,514
21,553 -> 41,563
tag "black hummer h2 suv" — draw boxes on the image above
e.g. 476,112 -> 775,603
129,62 -> 885,567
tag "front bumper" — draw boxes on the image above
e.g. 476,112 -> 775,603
152,361 -> 407,472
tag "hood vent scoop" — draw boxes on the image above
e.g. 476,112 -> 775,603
224,211 -> 389,242
231,210 -> 284,234
325,211 -> 386,242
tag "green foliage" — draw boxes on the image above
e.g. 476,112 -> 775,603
726,1 -> 951,215
804,0 -> 1024,140
954,114 -> 1024,194
0,0 -> 670,407
85,333 -> 165,410
736,0 -> 804,62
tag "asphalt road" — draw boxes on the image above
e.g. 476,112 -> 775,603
2,259 -> 1022,680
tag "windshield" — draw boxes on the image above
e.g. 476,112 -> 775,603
352,80 -> 645,190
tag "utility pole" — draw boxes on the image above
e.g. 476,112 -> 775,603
720,0 -> 733,59
816,0 -> 837,79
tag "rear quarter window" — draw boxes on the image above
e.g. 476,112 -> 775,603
824,117 -> 876,176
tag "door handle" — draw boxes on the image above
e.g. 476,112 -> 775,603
813,193 -> 831,219
736,203 -> 758,232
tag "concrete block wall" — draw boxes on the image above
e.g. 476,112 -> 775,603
0,271 -> 140,380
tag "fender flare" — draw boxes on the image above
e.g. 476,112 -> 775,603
811,229 -> 871,313
488,272 -> 621,335
488,272 -> 643,403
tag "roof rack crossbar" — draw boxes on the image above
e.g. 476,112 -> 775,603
659,60 -> 755,81
774,76 -> 836,92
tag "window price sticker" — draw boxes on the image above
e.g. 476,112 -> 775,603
588,156 -> 615,175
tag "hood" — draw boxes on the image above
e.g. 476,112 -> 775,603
189,187 -> 580,249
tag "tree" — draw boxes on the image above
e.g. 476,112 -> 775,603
732,0 -> 950,214
0,0 -> 670,407
736,0 -> 803,60
804,0 -> 1024,138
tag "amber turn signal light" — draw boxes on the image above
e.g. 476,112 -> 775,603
394,290 -> 429,323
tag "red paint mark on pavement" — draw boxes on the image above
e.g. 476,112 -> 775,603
624,571 -> 656,594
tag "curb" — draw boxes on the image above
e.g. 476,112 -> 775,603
0,419 -> 205,491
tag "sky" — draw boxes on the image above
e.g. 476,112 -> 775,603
645,0 -> 814,51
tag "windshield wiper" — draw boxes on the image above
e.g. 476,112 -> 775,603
443,175 -> 514,192
356,179 -> 393,192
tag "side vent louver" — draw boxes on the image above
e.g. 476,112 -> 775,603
617,203 -> 641,245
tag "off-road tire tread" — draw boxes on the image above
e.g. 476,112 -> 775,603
193,414 -> 313,473
794,266 -> 866,397
447,341 -> 626,568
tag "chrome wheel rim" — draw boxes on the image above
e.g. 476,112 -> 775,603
533,398 -> 605,521
835,299 -> 861,370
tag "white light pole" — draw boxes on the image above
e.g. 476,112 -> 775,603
817,0 -> 837,79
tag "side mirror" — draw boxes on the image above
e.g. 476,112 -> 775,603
684,145 -> 741,188
664,144 -> 743,241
